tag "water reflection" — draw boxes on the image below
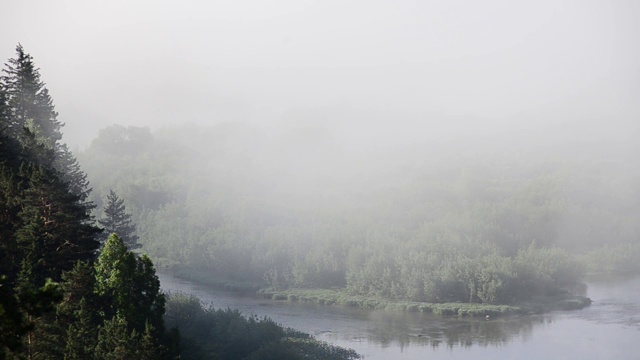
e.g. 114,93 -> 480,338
159,272 -> 640,360
320,309 -> 554,350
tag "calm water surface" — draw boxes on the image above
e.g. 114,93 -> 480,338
158,273 -> 640,360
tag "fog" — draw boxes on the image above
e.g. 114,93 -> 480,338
5,4 -> 640,359
2,0 -> 639,155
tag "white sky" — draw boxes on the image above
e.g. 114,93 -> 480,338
1,0 -> 639,149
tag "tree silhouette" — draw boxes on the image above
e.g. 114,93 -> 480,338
98,190 -> 140,250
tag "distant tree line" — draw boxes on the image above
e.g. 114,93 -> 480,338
78,108 -> 640,304
0,44 -> 359,360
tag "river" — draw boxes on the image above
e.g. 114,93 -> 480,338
158,273 -> 640,359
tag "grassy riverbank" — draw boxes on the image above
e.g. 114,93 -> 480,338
161,268 -> 591,317
257,288 -> 592,317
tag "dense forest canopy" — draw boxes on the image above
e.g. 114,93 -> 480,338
3,1 -> 639,358
78,116 -> 640,303
0,45 -> 360,360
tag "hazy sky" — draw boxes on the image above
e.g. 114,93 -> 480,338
1,0 -> 638,149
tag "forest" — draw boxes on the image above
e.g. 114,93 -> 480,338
3,1 -> 639,358
2,40 -> 638,358
0,45 -> 359,359
76,96 -> 640,306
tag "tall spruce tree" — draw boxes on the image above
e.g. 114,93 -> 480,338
1,44 -> 62,148
17,163 -> 100,283
94,315 -> 139,360
2,44 -> 94,207
1,44 -> 180,360
99,190 -> 140,249
0,45 -> 100,359
0,82 -> 10,131
63,298 -> 98,360
55,143 -> 92,202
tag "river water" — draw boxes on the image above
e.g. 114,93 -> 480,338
158,273 -> 640,359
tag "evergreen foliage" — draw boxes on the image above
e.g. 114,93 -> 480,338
2,44 -> 357,360
98,190 -> 139,249
165,292 -> 360,360
0,45 -> 164,359
1,44 -> 62,148
0,45 -> 102,358
16,162 -> 100,283
95,234 -> 165,334
94,315 -> 139,360
55,143 -> 92,203
63,298 -> 98,360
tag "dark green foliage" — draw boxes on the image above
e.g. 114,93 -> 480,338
16,162 -> 100,283
0,82 -> 10,131
95,234 -> 165,334
58,261 -> 99,320
15,278 -> 63,320
55,143 -> 93,204
164,292 -> 360,360
98,190 -> 140,249
93,316 -> 172,360
0,276 -> 26,358
139,322 -> 166,360
0,45 -> 180,360
0,276 -> 64,359
0,45 -> 99,290
0,153 -> 99,355
64,298 -> 98,360
94,315 -> 139,360
1,44 -> 62,148
244,338 -> 361,360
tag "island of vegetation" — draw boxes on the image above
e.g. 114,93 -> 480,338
4,39 -> 636,357
76,95 -> 640,317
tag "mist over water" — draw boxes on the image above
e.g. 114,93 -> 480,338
159,273 -> 640,360
3,1 -> 640,359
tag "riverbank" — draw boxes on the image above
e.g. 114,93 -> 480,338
158,271 -> 640,360
160,268 -> 591,317
257,288 -> 592,317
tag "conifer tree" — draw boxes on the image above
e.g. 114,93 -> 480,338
94,315 -> 139,360
56,143 -> 92,203
0,131 -> 22,281
0,45 -> 101,359
0,82 -> 10,131
1,45 -> 185,359
1,44 -> 93,207
58,261 -> 99,322
17,163 -> 100,283
56,261 -> 101,358
13,277 -> 63,359
99,190 -> 140,249
63,298 -> 97,360
138,322 -> 166,360
1,44 -> 62,147
0,275 -> 28,358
